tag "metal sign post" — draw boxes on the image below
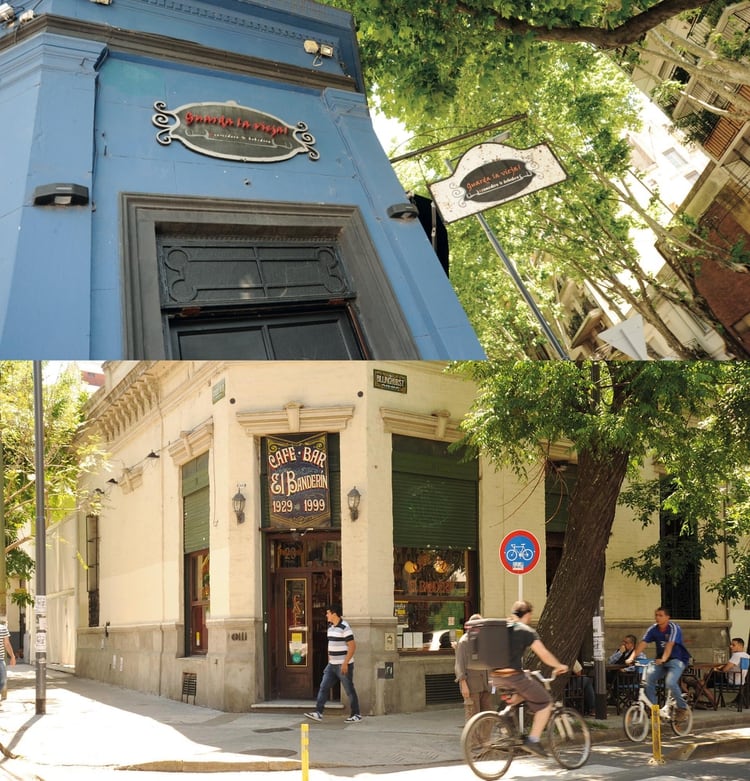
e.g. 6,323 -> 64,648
438,153 -> 569,360
499,529 -> 541,603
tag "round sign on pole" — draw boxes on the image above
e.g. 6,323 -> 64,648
499,529 -> 541,575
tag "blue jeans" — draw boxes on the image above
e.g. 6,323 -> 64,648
0,659 -> 6,691
645,659 -> 687,709
314,662 -> 360,716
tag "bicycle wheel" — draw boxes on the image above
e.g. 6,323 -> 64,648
623,703 -> 650,742
547,707 -> 591,770
461,711 -> 516,780
670,705 -> 693,736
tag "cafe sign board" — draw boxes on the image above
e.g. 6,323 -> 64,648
429,142 -> 567,224
152,100 -> 319,163
267,433 -> 330,528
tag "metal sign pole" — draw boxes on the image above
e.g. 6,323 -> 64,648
443,158 -> 569,360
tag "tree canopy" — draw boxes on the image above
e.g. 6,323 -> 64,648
456,360 -> 750,667
323,0 -> 749,358
0,362 -> 104,608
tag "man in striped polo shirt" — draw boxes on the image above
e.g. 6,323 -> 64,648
305,604 -> 362,723
0,618 -> 16,705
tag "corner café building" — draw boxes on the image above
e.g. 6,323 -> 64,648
41,360 -> 736,715
0,0 -> 483,361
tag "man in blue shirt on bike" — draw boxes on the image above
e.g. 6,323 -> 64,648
626,606 -> 690,723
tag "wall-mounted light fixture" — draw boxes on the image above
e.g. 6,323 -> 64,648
0,3 -> 16,23
146,450 -> 160,459
232,485 -> 246,524
347,486 -> 361,521
387,202 -> 419,221
32,183 -> 89,206
303,39 -> 334,58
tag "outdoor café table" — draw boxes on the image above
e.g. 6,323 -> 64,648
607,665 -> 641,713
681,662 -> 719,710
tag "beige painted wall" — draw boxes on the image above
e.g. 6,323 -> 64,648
36,360 -> 739,713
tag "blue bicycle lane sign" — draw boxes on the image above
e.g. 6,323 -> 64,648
499,529 -> 540,575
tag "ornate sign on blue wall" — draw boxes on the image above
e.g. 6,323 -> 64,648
152,100 -> 319,162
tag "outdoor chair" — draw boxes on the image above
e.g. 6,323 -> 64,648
716,656 -> 749,711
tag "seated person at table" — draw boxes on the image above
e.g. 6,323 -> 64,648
608,635 -> 638,667
606,635 -> 647,702
570,660 -> 595,716
706,637 -> 750,690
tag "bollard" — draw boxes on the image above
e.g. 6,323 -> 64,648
301,722 -> 309,781
649,703 -> 664,765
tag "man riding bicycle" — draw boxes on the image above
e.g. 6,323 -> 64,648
626,606 -> 690,723
492,600 -> 568,757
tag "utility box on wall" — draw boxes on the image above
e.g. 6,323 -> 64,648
0,0 -> 484,361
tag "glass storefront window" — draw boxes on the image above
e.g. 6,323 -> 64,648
393,546 -> 475,651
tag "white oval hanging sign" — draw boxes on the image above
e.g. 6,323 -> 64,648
152,100 -> 319,162
429,142 -> 566,223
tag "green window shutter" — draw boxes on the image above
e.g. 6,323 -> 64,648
183,454 -> 210,553
392,438 -> 478,549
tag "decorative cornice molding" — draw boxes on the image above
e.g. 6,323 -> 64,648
89,368 -> 161,443
380,407 -> 462,442
168,420 -> 215,465
236,401 -> 354,435
1,14 -> 356,93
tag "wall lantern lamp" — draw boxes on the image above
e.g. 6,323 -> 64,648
347,486 -> 361,521
386,202 -> 419,221
232,486 -> 246,524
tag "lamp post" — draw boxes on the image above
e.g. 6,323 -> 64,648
33,361 -> 46,715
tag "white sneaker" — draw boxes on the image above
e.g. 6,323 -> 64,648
305,711 -> 322,721
345,714 -> 362,722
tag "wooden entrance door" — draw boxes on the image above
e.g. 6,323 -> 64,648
268,533 -> 341,700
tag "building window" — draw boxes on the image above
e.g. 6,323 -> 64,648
660,477 -> 700,620
663,147 -> 688,169
394,547 -> 475,650
187,550 -> 209,655
391,435 -> 478,650
86,514 -> 100,628
544,461 -> 576,593
182,453 -> 210,655
121,195 -> 420,359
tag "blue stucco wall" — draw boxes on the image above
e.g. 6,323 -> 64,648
0,0 -> 484,359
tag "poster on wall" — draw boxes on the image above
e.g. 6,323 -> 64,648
267,433 -> 331,528
285,578 -> 308,667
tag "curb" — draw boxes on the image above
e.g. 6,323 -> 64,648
666,735 -> 750,761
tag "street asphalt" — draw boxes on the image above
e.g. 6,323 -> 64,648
0,663 -> 748,775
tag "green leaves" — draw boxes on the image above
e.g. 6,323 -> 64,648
1,362 -> 106,604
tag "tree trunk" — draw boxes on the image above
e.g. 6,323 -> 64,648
534,446 -> 630,694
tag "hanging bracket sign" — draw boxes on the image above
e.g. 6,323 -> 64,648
152,100 -> 319,162
429,142 -> 566,223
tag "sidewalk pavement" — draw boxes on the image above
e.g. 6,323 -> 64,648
1,664 -> 749,774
